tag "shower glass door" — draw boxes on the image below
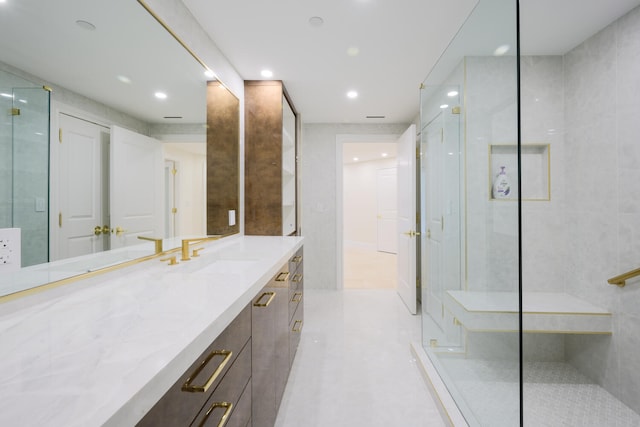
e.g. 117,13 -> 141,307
0,78 -> 51,268
419,0 -> 521,425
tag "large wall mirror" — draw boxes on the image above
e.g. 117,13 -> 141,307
0,0 -> 240,297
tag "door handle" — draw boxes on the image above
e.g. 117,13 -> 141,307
94,226 -> 102,236
115,226 -> 127,236
102,225 -> 110,235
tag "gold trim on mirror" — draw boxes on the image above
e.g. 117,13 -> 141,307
137,0 -> 228,91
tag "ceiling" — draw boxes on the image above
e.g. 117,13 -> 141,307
184,0 -> 640,124
1,0 -> 639,127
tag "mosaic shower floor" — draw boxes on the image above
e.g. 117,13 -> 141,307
438,358 -> 640,426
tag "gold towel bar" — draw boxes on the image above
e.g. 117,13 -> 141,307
608,267 -> 640,287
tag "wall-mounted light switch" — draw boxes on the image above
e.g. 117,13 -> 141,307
35,197 -> 46,212
228,210 -> 236,226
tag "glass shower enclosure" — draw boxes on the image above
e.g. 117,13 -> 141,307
418,0 -> 640,425
1,69 -> 51,268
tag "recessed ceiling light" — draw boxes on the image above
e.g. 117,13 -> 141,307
440,104 -> 449,109
117,75 -> 131,84
347,47 -> 359,57
309,16 -> 324,27
494,44 -> 510,56
155,92 -> 168,100
353,157 -> 359,162
347,91 -> 358,99
261,69 -> 273,78
447,91 -> 459,97
382,153 -> 388,157
76,20 -> 96,31
204,69 -> 216,78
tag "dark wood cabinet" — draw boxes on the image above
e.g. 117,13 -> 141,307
251,265 -> 289,427
252,249 -> 304,427
244,80 -> 298,236
288,248 -> 304,366
137,304 -> 251,427
138,246 -> 304,427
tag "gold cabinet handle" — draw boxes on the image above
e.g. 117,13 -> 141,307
94,226 -> 102,236
292,273 -> 303,283
181,350 -> 233,393
291,255 -> 302,264
291,292 -> 302,303
292,320 -> 303,332
198,402 -> 233,427
115,226 -> 127,236
275,271 -> 290,282
253,291 -> 276,307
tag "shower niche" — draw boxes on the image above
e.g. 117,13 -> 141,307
489,144 -> 550,201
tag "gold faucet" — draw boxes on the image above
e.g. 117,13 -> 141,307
137,236 -> 164,254
181,236 -> 222,261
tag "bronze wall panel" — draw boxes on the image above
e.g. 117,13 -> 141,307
206,81 -> 240,235
244,81 -> 284,235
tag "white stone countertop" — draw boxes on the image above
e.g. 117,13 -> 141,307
0,235 -> 304,427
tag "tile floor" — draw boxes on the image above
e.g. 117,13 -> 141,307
343,245 -> 397,290
274,289 -> 446,427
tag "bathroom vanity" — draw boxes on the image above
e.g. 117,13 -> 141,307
0,235 -> 304,427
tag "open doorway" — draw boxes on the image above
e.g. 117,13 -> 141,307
342,141 -> 398,289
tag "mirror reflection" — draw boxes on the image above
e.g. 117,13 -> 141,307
0,0 -> 236,296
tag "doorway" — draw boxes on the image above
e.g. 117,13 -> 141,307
341,139 -> 398,289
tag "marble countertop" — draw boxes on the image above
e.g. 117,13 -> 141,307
0,235 -> 304,427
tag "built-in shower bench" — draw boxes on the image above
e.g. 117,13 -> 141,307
445,291 -> 612,334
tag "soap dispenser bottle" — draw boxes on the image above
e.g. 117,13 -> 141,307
492,166 -> 511,199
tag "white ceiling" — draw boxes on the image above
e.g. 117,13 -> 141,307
1,0 -> 639,127
184,0 -> 640,124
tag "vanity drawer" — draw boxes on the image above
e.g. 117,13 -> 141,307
191,340 -> 252,427
137,304 -> 251,427
288,248 -> 303,275
288,269 -> 303,323
289,300 -> 304,367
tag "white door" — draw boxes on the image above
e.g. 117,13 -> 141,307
423,115 -> 445,329
110,126 -> 164,249
376,167 -> 397,253
397,124 -> 417,314
56,114 -> 109,260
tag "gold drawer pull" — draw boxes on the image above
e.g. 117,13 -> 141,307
198,401 -> 233,427
291,292 -> 302,303
291,255 -> 302,263
253,291 -> 276,307
292,320 -> 303,333
292,273 -> 303,283
275,271 -> 290,282
181,350 -> 233,393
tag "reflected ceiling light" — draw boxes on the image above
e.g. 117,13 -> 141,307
261,69 -> 273,78
494,44 -> 510,56
347,46 -> 359,57
155,92 -> 168,100
0,92 -> 13,98
447,90 -> 459,97
75,20 -> 96,31
347,90 -> 358,99
381,153 -> 388,157
353,157 -> 359,162
440,104 -> 449,109
117,75 -> 131,84
204,69 -> 216,78
309,16 -> 324,27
